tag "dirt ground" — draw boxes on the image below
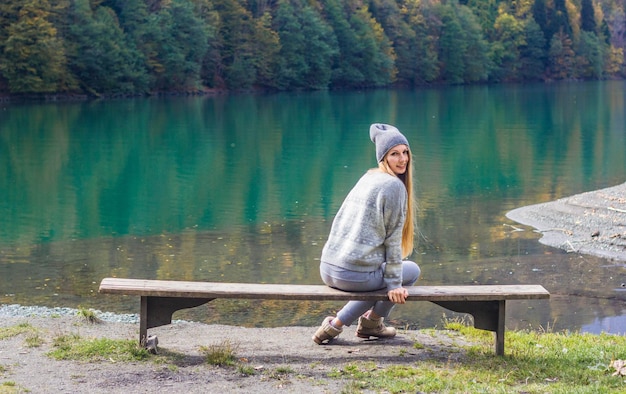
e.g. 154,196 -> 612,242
0,315 -> 473,393
506,182 -> 626,262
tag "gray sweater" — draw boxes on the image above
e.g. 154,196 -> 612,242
321,170 -> 407,290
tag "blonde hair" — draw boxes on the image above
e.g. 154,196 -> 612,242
377,149 -> 415,258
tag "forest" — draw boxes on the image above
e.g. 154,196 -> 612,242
0,0 -> 625,97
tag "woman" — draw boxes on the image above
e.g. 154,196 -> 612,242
312,123 -> 421,344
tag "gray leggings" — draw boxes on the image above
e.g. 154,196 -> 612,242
320,261 -> 421,326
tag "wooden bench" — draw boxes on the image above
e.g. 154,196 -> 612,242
98,278 -> 550,356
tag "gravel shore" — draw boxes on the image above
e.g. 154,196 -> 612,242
0,306 -> 472,393
507,182 -> 626,262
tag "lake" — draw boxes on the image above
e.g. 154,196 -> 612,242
1,81 -> 625,334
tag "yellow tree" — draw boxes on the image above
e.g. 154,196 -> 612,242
0,0 -> 75,93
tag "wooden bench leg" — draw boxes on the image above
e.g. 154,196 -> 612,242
432,300 -> 506,356
139,296 -> 214,345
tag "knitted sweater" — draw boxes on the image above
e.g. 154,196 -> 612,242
321,170 -> 407,290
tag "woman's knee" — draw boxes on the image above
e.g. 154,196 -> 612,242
402,261 -> 421,285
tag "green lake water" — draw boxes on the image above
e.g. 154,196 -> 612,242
1,81 -> 625,333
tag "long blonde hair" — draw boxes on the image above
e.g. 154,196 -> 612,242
377,149 -> 415,258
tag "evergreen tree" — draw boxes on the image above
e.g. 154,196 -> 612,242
580,0 -> 596,33
273,0 -> 308,89
352,5 -> 396,86
252,11 -> 280,89
212,0 -> 257,89
367,0 -> 416,85
148,0 -> 210,90
457,5 -> 490,82
404,0 -> 439,84
321,0 -> 366,87
299,5 -> 337,89
531,0 -> 548,42
66,0 -> 148,95
188,0 -> 220,89
435,4 -> 466,84
519,18 -> 547,80
575,30 -> 604,78
104,0 -> 149,38
548,0 -> 572,39
466,0 -> 499,39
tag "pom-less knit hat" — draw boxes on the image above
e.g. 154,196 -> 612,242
369,123 -> 409,162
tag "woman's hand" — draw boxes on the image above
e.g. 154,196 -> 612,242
387,287 -> 409,304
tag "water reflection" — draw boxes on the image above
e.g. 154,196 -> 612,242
1,221 -> 624,333
1,82 -> 625,334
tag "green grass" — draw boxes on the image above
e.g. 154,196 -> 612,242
0,381 -> 24,394
200,340 -> 239,366
48,334 -> 150,362
0,323 -> 35,340
76,308 -> 102,324
328,322 -> 626,393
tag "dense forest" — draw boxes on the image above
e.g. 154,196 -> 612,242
0,0 -> 625,97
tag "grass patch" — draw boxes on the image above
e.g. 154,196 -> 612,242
0,323 -> 35,340
200,340 -> 239,366
237,364 -> 256,376
48,334 -> 150,362
0,381 -> 24,394
326,323 -> 626,393
24,332 -> 43,348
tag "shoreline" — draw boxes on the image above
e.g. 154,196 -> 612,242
506,182 -> 626,262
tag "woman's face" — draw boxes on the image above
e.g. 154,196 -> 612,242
385,144 -> 410,175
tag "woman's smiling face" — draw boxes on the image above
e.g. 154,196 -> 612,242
384,144 -> 410,175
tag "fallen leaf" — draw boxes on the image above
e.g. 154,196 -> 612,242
610,359 -> 626,376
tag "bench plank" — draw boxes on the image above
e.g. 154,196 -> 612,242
98,278 -> 549,356
99,278 -> 549,301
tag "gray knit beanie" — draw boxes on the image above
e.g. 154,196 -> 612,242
369,123 -> 409,162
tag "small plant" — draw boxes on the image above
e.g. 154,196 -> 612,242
267,365 -> 294,380
412,341 -> 425,350
340,380 -> 367,394
274,366 -> 294,374
77,308 -> 101,324
24,332 -> 43,348
200,340 -> 239,366
237,364 -> 256,376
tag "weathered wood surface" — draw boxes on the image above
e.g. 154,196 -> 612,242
99,278 -> 549,301
98,277 -> 550,356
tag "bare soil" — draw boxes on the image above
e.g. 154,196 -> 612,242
0,315 -> 473,393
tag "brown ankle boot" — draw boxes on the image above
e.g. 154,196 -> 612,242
312,316 -> 343,344
356,316 -> 396,339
